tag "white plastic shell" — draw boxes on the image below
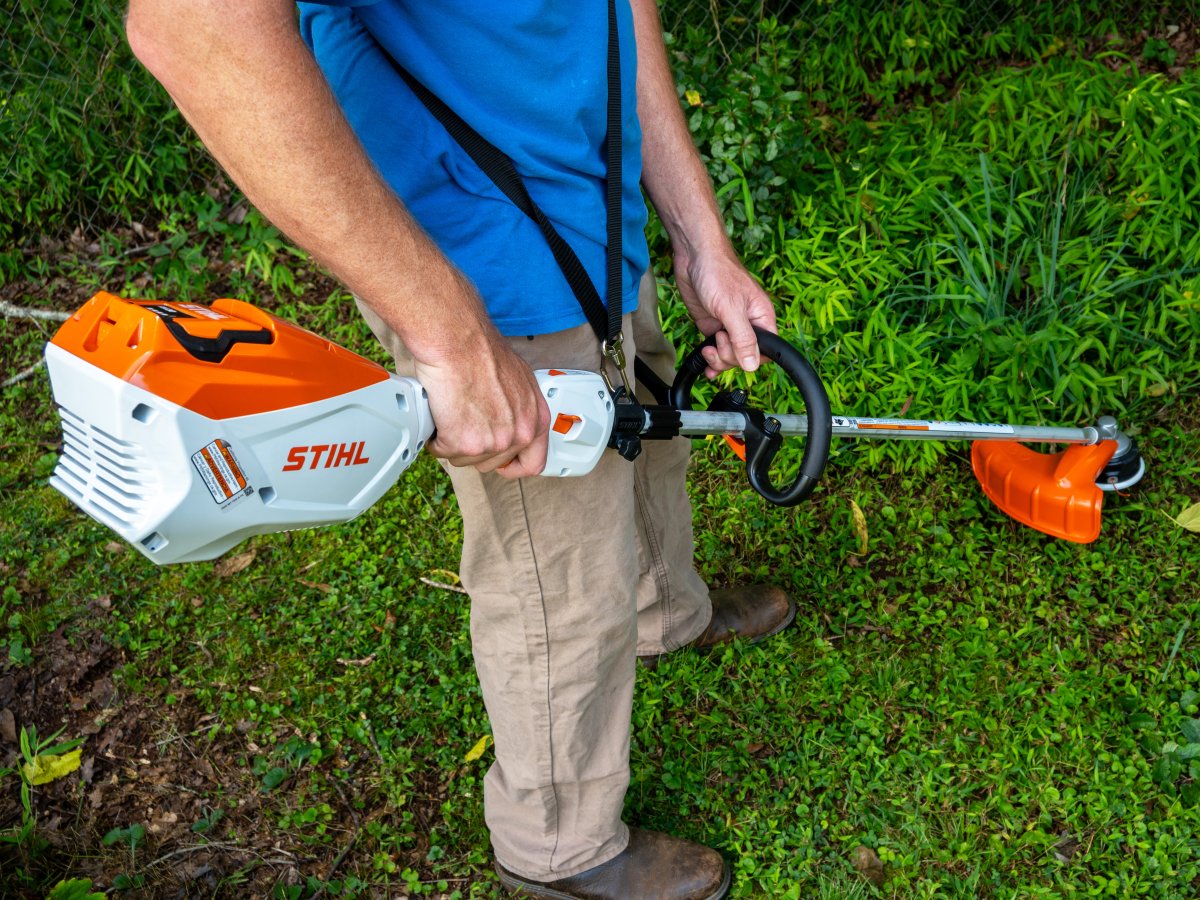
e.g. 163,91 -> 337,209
536,369 -> 614,477
45,342 -> 433,564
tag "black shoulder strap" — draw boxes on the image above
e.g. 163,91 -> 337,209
385,2 -> 674,404
386,0 -> 622,347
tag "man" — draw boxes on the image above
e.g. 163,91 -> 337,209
126,2 -> 793,896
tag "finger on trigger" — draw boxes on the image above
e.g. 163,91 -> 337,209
496,445 -> 546,479
477,447 -> 521,474
728,322 -> 760,371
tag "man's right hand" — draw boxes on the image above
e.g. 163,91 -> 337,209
415,337 -> 551,478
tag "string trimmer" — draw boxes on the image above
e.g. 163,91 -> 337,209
43,292 -> 1144,563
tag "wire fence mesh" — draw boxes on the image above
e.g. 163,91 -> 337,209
2,0 -> 213,245
2,0 -> 1194,248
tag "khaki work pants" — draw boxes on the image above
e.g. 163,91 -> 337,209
357,274 -> 711,880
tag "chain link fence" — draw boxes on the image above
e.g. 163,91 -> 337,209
2,1 -> 1193,249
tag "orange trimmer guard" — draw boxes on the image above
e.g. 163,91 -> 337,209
971,440 -> 1118,543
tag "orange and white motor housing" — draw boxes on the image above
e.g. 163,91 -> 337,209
45,292 -> 435,564
45,293 -> 616,564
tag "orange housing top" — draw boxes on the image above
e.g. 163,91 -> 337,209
50,292 -> 389,420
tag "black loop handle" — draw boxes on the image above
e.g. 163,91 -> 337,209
669,328 -> 832,506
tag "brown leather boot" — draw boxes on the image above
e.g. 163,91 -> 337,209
639,584 -> 795,668
494,827 -> 730,899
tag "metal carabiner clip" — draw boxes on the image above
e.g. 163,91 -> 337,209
600,334 -> 633,398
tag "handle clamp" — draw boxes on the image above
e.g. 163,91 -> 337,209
670,328 -> 832,506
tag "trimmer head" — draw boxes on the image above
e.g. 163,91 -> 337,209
971,431 -> 1143,544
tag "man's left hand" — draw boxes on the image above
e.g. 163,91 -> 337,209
675,247 -> 777,378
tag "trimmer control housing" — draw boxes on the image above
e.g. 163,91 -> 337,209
45,293 -> 617,564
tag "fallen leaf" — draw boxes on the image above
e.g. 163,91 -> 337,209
851,845 -> 885,886
850,499 -> 869,555
23,748 -> 83,785
213,549 -> 256,577
464,734 -> 493,763
420,577 -> 468,594
1053,831 -> 1081,863
427,568 -> 462,585
1175,502 -> 1200,532
104,541 -> 126,554
0,708 -> 15,743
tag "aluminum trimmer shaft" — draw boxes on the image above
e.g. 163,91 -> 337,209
663,408 -> 1143,494
674,411 -> 1118,445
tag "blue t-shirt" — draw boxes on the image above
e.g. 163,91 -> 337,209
297,1 -> 649,336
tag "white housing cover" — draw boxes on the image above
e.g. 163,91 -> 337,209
535,368 -> 615,477
46,341 -> 434,564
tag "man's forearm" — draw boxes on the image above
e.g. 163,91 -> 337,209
628,0 -> 775,372
125,0 -> 494,368
629,0 -> 731,261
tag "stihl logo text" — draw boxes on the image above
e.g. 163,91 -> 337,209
283,442 -> 370,472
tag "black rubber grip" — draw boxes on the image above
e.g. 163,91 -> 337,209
162,317 -> 272,364
670,328 -> 831,506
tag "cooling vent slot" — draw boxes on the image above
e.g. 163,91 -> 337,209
51,406 -> 156,530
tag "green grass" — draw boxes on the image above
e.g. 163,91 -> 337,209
642,423 -> 1200,897
3,379 -> 1198,897
4,3 -> 1200,897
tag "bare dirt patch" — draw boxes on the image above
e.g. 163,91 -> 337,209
0,605 -> 453,898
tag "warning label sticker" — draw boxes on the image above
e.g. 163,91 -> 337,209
192,439 -> 253,507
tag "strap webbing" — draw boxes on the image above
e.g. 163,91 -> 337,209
388,0 -> 623,346
602,0 -> 623,344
